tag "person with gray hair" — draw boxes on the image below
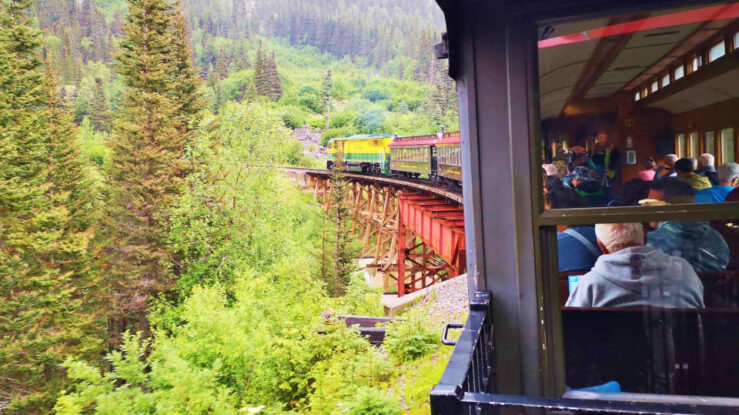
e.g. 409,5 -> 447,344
566,223 -> 704,308
654,154 -> 678,180
696,153 -> 719,186
695,162 -> 739,203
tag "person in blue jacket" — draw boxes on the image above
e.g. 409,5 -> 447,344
545,182 -> 602,272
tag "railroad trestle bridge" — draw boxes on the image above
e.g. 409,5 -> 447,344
284,168 -> 466,296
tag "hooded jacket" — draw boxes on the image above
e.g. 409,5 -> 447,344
566,246 -> 704,308
647,221 -> 730,272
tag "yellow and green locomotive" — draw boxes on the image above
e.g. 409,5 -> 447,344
326,134 -> 394,174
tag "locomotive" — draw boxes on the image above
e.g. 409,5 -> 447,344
325,130 -> 462,186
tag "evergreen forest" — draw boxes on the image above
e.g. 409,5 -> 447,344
0,0 -> 460,413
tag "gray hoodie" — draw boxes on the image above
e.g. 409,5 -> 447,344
566,246 -> 704,308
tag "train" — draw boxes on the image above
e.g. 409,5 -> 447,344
325,130 -> 462,186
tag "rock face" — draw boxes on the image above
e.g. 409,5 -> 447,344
292,126 -> 325,159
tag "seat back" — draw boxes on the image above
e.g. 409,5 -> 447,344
562,307 -> 739,397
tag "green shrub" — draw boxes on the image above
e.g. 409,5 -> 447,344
383,313 -> 438,362
344,387 -> 402,415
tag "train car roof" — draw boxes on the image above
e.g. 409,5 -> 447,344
326,134 -> 394,144
389,136 -> 461,147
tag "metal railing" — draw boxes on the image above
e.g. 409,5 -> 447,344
430,291 -> 739,415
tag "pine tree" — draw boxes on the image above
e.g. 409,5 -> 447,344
318,158 -> 359,297
89,77 -> 110,132
0,3 -> 102,411
321,68 -> 332,129
169,0 -> 205,136
265,50 -> 282,102
215,47 -> 229,80
253,47 -> 268,97
106,0 -> 198,342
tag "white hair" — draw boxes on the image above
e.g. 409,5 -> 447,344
698,153 -> 715,168
595,223 -> 644,253
663,154 -> 678,167
717,162 -> 739,184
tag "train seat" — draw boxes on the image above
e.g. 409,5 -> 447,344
562,307 -> 739,397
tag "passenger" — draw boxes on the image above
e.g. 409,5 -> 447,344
695,162 -> 739,203
589,131 -> 619,187
696,153 -> 719,186
711,189 -> 739,270
567,145 -> 590,172
566,223 -> 704,308
674,157 -> 711,191
607,178 -> 650,207
570,166 -> 609,207
653,154 -> 678,180
646,178 -> 730,272
636,157 -> 657,181
545,183 -> 602,272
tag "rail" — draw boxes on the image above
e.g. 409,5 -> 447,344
430,291 -> 739,415
282,167 -> 463,204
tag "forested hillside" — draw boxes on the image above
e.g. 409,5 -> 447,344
34,0 -> 457,141
1,0 -> 457,413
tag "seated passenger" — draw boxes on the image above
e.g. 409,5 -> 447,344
653,154 -> 678,180
712,189 -> 739,270
567,145 -> 590,172
696,153 -> 719,186
570,166 -> 609,207
545,184 -> 602,272
645,178 -> 730,272
566,223 -> 704,308
674,157 -> 711,191
607,178 -> 650,207
636,157 -> 656,181
695,162 -> 739,203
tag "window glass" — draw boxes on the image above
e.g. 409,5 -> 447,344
677,134 -> 686,158
689,132 -> 699,158
558,219 -> 739,395
722,128 -> 735,164
735,31 -> 739,50
674,65 -> 684,80
537,1 -> 739,401
705,131 -> 716,155
538,1 -> 738,209
709,40 -> 726,62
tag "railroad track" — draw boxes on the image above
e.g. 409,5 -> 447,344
281,167 -> 464,204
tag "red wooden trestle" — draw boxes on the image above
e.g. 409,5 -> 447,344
397,193 -> 466,296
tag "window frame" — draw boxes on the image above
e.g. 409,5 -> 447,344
528,2 -> 739,403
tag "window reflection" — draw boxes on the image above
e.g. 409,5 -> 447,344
539,1 -> 739,399
539,2 -> 738,209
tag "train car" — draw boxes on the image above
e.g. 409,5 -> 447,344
435,132 -> 462,184
388,134 -> 436,178
428,0 -> 739,413
326,134 -> 393,174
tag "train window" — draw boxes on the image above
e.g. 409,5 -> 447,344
709,40 -> 726,62
677,134 -> 687,158
721,128 -> 735,164
705,131 -> 716,155
735,31 -> 739,49
689,132 -> 700,158
556,218 -> 739,396
536,0 -> 739,403
674,65 -> 685,80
